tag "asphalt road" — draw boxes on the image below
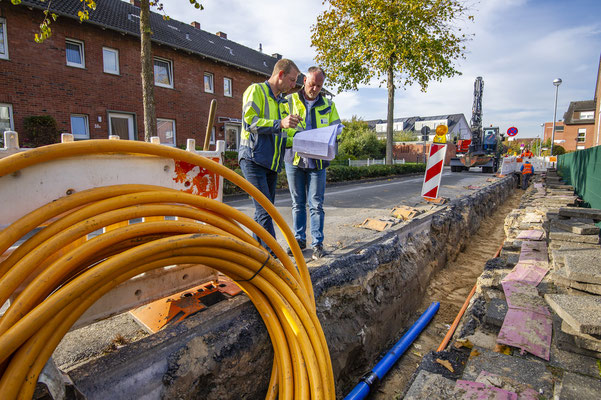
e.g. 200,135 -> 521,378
225,167 -> 501,257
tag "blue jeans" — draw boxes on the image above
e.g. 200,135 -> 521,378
240,159 -> 278,249
285,163 -> 326,247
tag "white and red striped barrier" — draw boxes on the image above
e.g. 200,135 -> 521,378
421,143 -> 448,200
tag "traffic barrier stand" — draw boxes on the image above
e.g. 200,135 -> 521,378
421,143 -> 448,201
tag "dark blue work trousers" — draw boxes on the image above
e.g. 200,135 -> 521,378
239,158 -> 278,250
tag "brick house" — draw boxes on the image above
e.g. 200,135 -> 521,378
543,100 -> 595,152
0,0 -> 285,150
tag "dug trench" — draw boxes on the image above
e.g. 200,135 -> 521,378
62,175 -> 519,399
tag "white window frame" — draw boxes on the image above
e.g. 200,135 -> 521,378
70,114 -> 90,139
0,103 -> 14,133
223,77 -> 233,97
102,47 -> 119,75
157,118 -> 176,146
210,126 -> 215,144
579,111 -> 594,120
576,145 -> 585,150
0,17 -> 9,60
154,57 -> 174,88
577,128 -> 586,143
65,38 -> 85,68
204,72 -> 214,93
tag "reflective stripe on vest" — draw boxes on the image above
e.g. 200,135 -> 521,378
522,163 -> 533,174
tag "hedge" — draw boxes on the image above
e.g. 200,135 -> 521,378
223,162 -> 426,195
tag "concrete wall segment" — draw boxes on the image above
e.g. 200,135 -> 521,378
64,175 -> 518,399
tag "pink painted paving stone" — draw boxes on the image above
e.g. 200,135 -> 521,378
455,380 -> 518,400
516,230 -> 545,241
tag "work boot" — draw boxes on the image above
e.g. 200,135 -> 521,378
312,245 -> 326,260
287,239 -> 306,256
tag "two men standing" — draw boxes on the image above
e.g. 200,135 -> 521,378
238,60 -> 340,260
284,67 -> 340,259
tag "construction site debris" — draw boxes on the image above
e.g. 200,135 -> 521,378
356,217 -> 397,231
559,207 -> 601,221
390,205 -> 420,221
554,218 -> 600,235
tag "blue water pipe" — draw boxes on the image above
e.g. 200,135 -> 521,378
344,301 -> 440,400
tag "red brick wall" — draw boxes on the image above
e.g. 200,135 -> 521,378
0,5 -> 268,148
543,121 -> 595,151
393,142 -> 457,164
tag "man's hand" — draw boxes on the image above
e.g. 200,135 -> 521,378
281,114 -> 302,129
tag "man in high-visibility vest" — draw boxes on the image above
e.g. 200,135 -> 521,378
521,147 -> 534,158
238,59 -> 302,250
283,66 -> 341,259
520,160 -> 534,189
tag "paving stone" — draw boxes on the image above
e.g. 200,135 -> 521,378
554,319 -> 601,359
561,321 -> 601,352
554,218 -> 599,235
484,298 -> 507,328
556,372 -> 601,400
549,223 -> 600,244
477,269 -> 512,291
559,207 -> 601,221
548,316 -> 601,379
403,370 -> 457,400
547,184 -> 574,190
474,371 -> 541,399
563,249 -> 601,284
544,293 -> 601,335
454,379 -> 518,399
461,346 -> 554,397
551,267 -> 601,295
460,329 -> 500,351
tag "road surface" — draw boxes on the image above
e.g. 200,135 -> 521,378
224,167 -> 502,257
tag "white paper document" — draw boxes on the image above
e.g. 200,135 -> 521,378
292,124 -> 344,161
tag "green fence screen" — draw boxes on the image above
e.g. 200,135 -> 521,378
558,145 -> 601,210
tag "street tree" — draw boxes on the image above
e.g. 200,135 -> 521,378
311,0 -> 472,164
11,0 -> 202,141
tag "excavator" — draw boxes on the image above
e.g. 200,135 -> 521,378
450,77 -> 503,173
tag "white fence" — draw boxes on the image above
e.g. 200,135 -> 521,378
347,158 -> 406,167
499,156 -> 556,175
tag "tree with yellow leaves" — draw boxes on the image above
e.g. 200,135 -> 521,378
312,0 -> 473,164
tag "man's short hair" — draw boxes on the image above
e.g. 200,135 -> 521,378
307,66 -> 326,80
273,59 -> 300,76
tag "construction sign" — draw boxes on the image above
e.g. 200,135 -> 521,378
421,142 -> 448,200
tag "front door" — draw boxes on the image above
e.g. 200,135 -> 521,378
224,123 -> 240,151
108,112 -> 135,140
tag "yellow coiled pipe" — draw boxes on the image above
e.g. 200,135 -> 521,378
0,140 -> 334,400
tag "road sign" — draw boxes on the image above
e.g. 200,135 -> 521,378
507,126 -> 518,136
421,126 -> 431,135
421,143 -> 448,200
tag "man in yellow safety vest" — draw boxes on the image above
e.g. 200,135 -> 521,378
238,59 -> 302,250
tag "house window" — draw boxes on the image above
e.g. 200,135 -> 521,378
154,57 -> 173,88
157,118 -> 176,145
102,47 -> 119,75
555,125 -> 564,132
577,145 -> 585,150
579,111 -> 594,120
65,39 -> 85,68
204,72 -> 214,93
70,114 -> 89,139
210,126 -> 215,144
0,103 -> 14,133
0,18 -> 8,60
577,128 -> 586,143
224,77 -> 232,97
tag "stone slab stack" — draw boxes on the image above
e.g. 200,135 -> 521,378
403,169 -> 601,399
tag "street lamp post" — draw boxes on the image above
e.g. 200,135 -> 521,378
539,123 -> 544,157
551,78 -> 562,157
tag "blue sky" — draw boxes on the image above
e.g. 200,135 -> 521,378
160,0 -> 601,139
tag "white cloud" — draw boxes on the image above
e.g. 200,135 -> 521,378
159,0 -> 601,138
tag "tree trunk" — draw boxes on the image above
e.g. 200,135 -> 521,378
140,0 -> 156,141
385,64 -> 395,165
